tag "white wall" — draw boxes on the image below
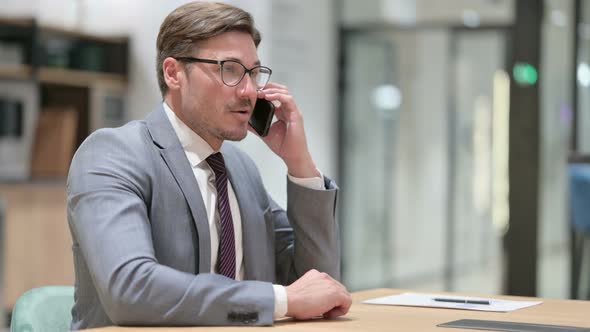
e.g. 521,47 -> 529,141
246,0 -> 337,204
0,0 -> 337,206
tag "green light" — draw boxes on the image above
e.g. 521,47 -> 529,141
513,62 -> 538,86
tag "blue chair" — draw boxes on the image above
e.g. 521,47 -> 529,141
10,286 -> 74,332
569,164 -> 590,299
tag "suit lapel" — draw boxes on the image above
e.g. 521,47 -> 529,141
146,106 -> 211,274
223,147 -> 271,281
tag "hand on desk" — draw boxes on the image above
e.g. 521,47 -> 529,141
285,269 -> 352,320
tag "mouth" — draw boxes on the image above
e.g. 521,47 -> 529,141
231,109 -> 252,121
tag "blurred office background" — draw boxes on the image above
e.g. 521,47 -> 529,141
1,0 -> 590,326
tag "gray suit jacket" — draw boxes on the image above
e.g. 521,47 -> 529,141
66,106 -> 340,329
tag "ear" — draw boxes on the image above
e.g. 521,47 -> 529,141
163,57 -> 183,91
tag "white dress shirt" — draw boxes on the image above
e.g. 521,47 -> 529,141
163,102 -> 324,319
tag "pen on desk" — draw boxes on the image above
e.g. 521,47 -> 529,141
433,298 -> 491,305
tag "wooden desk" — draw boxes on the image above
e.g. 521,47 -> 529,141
86,289 -> 590,331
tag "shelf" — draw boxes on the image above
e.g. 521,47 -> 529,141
0,17 -> 34,28
38,67 -> 127,88
0,64 -> 33,80
1,17 -> 129,87
0,17 -> 127,43
0,17 -> 129,185
41,25 -> 128,44
0,66 -> 127,88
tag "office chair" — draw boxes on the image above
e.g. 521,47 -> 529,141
10,286 -> 74,332
569,164 -> 590,300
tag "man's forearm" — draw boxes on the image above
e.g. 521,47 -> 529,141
286,177 -> 340,280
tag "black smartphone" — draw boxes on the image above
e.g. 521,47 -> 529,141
249,98 -> 275,137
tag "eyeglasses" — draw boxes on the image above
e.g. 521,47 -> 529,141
174,57 -> 272,89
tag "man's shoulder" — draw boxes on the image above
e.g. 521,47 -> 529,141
82,119 -> 150,151
92,118 -> 148,140
70,119 -> 154,175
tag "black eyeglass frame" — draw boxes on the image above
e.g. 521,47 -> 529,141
173,57 -> 272,88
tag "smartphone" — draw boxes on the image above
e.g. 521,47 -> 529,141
249,98 -> 275,137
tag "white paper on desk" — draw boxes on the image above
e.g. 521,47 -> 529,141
363,292 -> 542,312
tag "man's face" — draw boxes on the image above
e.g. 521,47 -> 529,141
177,31 -> 260,148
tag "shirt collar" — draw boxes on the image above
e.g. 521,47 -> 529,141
162,101 -> 216,167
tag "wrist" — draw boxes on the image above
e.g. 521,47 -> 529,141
285,285 -> 297,317
285,153 -> 320,178
272,284 -> 288,319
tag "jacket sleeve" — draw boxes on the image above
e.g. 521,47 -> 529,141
226,144 -> 341,287
273,176 -> 340,285
67,129 -> 275,326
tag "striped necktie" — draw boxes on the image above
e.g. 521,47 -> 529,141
206,152 -> 236,279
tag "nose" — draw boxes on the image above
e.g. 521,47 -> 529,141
236,73 -> 258,104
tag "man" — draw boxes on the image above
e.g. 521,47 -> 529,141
67,1 -> 351,329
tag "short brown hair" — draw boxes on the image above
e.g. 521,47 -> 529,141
156,2 -> 262,97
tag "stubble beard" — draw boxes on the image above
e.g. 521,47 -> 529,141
217,125 -> 248,142
198,100 -> 250,144
217,99 -> 251,142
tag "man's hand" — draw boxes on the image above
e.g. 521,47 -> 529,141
249,83 -> 320,179
285,269 -> 352,320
